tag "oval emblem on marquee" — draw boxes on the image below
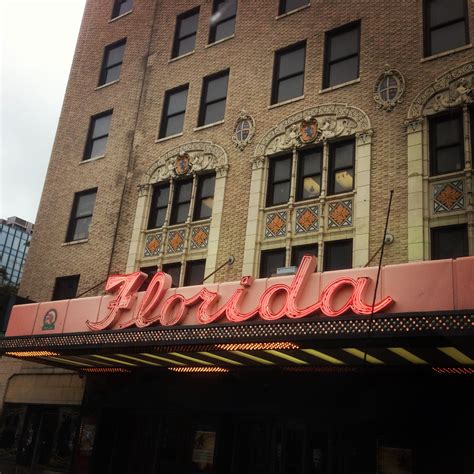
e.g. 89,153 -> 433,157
42,309 -> 58,331
299,117 -> 319,143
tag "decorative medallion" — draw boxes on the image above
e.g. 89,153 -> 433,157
296,206 -> 319,233
190,225 -> 210,249
175,152 -> 190,175
299,116 -> 319,143
167,230 -> 185,253
232,111 -> 255,150
373,65 -> 406,112
328,200 -> 353,228
265,211 -> 287,238
433,180 -> 464,213
144,233 -> 162,257
42,309 -> 57,331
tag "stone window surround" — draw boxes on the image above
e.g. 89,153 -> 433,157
242,104 -> 373,276
406,60 -> 474,261
126,141 -> 229,284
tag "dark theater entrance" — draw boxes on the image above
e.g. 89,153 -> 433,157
87,369 -> 474,474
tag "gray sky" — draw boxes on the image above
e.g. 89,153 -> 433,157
1,0 -> 86,224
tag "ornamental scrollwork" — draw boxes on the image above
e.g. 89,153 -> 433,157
373,65 -> 406,112
408,60 -> 474,119
253,104 -> 371,158
143,141 -> 228,185
232,110 -> 255,151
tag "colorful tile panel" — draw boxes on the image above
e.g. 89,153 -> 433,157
295,206 -> 319,233
328,200 -> 353,228
167,229 -> 185,254
190,225 -> 210,249
265,211 -> 287,238
144,233 -> 162,257
433,180 -> 464,213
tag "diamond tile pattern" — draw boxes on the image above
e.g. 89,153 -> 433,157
295,206 -> 319,233
190,225 -> 210,249
144,234 -> 162,257
167,230 -> 185,253
433,180 -> 464,213
265,211 -> 287,238
328,200 -> 353,228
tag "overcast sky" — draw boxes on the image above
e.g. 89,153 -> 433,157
0,0 -> 86,223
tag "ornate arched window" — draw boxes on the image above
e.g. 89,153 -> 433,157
406,61 -> 473,261
243,104 -> 373,276
126,141 -> 229,285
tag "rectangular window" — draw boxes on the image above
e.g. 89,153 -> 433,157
424,0 -> 469,56
194,174 -> 216,220
431,224 -> 468,260
84,110 -> 112,161
170,178 -> 193,225
267,154 -> 292,207
184,259 -> 206,286
323,21 -> 360,89
297,147 -> 322,201
328,139 -> 355,195
198,70 -> 229,126
52,275 -> 80,301
162,262 -> 182,288
159,85 -> 189,138
148,183 -> 170,229
112,0 -> 133,19
172,8 -> 199,58
99,39 -> 126,86
66,189 -> 97,242
272,41 -> 306,104
209,0 -> 237,44
291,244 -> 318,269
429,112 -> 464,175
324,240 -> 352,271
139,266 -> 157,292
260,248 -> 286,278
279,0 -> 309,15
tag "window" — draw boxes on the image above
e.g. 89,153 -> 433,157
323,240 -> 353,271
323,22 -> 360,89
279,0 -> 309,15
148,174 -> 216,229
112,0 -> 133,18
162,263 -> 182,288
296,148 -> 322,200
424,0 -> 469,56
328,139 -> 355,195
194,174 -> 216,220
209,0 -> 237,44
66,189 -> 97,242
431,225 -> 468,260
198,70 -> 229,126
84,110 -> 112,161
291,244 -> 318,268
172,8 -> 199,58
139,266 -> 157,291
148,183 -> 170,229
272,42 -> 306,104
159,85 -> 189,138
99,39 -> 126,86
267,154 -> 292,207
52,275 -> 80,300
429,111 -> 464,175
260,248 -> 286,278
184,259 -> 206,286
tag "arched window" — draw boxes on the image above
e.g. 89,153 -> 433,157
406,60 -> 473,261
243,104 -> 373,276
126,141 -> 229,285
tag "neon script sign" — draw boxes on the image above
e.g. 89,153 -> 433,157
87,256 -> 394,331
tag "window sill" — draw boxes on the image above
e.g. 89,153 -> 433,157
168,50 -> 195,63
427,170 -> 466,182
276,3 -> 310,20
194,120 -> 224,132
206,34 -> 235,48
109,10 -> 133,23
319,78 -> 360,94
61,239 -> 89,247
421,43 -> 472,63
95,80 -> 120,91
268,95 -> 304,110
155,133 -> 183,144
80,155 -> 105,165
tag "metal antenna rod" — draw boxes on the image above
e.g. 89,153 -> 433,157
202,256 -> 235,284
363,190 -> 394,363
